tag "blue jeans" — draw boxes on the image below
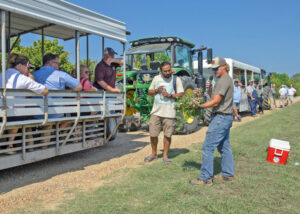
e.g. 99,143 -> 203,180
199,114 -> 235,181
248,97 -> 257,116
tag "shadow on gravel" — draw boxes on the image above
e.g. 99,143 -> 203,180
0,132 -> 148,194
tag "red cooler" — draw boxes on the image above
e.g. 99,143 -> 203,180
267,139 -> 290,165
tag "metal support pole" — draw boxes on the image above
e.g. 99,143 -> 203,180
7,12 -> 10,51
0,11 -> 7,137
86,34 -> 89,67
244,70 -> 247,87
102,37 -> 105,57
42,28 -> 45,60
2,10 -> 6,86
75,30 -> 80,80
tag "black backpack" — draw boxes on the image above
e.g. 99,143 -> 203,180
173,75 -> 177,94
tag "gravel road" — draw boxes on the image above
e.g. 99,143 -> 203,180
0,98 -> 298,213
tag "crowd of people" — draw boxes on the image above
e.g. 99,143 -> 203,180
0,47 -> 123,154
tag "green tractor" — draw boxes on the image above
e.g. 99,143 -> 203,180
116,37 -> 212,134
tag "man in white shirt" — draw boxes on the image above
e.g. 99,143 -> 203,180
287,84 -> 296,104
279,85 -> 287,107
145,61 -> 184,164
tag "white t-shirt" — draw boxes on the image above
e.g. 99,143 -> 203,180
149,75 -> 184,118
279,88 -> 287,96
288,88 -> 296,96
0,68 -> 45,94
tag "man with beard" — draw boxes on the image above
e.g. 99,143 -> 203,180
144,61 -> 184,164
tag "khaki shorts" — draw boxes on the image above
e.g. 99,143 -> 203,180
149,114 -> 175,138
288,95 -> 294,102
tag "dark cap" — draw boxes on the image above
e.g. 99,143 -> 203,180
104,47 -> 117,56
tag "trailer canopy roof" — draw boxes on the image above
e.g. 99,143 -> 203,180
0,0 -> 127,42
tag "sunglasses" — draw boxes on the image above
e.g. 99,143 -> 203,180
212,66 -> 219,72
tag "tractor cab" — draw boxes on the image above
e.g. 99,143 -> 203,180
116,37 -> 196,86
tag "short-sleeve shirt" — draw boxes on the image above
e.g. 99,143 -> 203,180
33,66 -> 79,90
80,77 -> 92,91
288,88 -> 296,96
212,74 -> 233,114
247,85 -> 255,94
149,75 -> 184,118
93,60 -> 119,89
0,68 -> 45,94
279,88 -> 287,96
233,86 -> 242,103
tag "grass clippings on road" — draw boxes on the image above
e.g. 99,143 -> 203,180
15,103 -> 300,214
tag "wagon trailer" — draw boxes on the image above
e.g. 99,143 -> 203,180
0,0 -> 128,170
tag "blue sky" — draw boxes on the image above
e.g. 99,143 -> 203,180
21,0 -> 300,76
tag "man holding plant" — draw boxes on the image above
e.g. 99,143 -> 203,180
190,57 -> 234,186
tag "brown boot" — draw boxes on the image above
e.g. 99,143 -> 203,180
214,175 -> 235,181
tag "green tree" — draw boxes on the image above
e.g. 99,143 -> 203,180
291,73 -> 300,82
11,38 -> 74,73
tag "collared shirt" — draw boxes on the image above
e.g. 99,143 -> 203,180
93,60 -> 119,89
0,68 -> 45,94
33,66 -> 79,90
233,85 -> 242,103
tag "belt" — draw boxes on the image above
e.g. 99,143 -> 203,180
212,112 -> 232,116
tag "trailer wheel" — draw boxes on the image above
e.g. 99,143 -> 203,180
176,76 -> 198,134
106,118 -> 118,141
262,86 -> 271,110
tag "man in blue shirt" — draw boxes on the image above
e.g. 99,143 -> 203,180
233,79 -> 242,121
33,54 -> 82,148
33,54 -> 82,91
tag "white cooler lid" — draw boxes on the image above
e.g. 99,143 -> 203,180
269,139 -> 290,151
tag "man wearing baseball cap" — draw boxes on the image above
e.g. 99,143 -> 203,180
190,57 -> 235,186
93,47 -> 123,92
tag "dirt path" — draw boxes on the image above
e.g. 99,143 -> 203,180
0,98 -> 299,213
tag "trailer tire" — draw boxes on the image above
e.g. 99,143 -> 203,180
176,76 -> 199,134
106,118 -> 118,141
262,86 -> 271,110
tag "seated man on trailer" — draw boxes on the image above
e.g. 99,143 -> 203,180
33,54 -> 82,147
93,47 -> 123,92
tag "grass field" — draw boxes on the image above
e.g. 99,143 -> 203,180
16,103 -> 300,214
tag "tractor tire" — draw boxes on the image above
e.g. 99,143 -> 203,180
203,107 -> 213,126
262,86 -> 271,110
177,76 -> 199,134
118,116 -> 141,132
106,118 -> 118,141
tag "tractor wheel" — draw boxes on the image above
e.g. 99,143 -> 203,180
119,90 -> 141,132
203,107 -> 213,126
262,86 -> 271,110
177,76 -> 198,134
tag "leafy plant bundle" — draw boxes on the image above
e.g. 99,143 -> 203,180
174,88 -> 205,131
